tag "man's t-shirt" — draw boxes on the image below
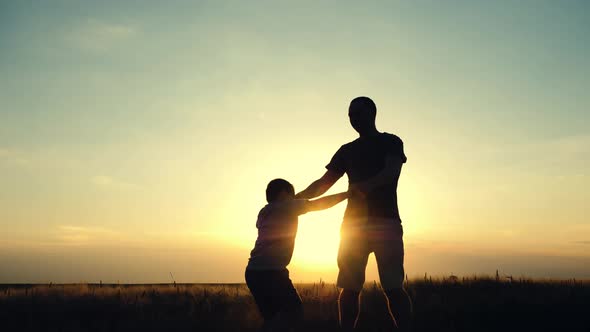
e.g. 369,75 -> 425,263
326,132 -> 406,223
247,199 -> 309,270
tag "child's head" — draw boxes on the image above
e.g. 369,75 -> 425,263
266,178 -> 295,203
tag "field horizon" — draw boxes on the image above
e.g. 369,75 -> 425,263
2,275 -> 590,288
2,276 -> 589,331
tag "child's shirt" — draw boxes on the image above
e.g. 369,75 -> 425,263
246,199 -> 309,270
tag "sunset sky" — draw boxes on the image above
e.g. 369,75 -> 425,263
1,1 -> 589,283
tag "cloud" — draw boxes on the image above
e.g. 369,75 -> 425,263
90,175 -> 140,190
480,133 -> 590,180
66,18 -> 138,53
90,175 -> 115,186
533,134 -> 589,159
574,241 -> 590,245
0,147 -> 30,167
56,225 -> 120,245
546,134 -> 590,158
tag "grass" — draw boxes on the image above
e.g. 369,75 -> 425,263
1,277 -> 589,331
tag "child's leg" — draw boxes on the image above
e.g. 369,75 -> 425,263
267,269 -> 303,331
245,269 -> 281,325
246,268 -> 303,331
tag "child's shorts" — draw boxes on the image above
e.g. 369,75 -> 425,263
245,268 -> 302,320
337,219 -> 405,292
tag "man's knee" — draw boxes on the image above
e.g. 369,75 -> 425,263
383,288 -> 412,313
339,288 -> 361,302
339,289 -> 361,330
339,289 -> 361,313
384,288 -> 409,300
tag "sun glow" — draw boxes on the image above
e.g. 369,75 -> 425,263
291,207 -> 344,269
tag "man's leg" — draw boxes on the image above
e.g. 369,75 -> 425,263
337,224 -> 369,331
338,289 -> 361,331
384,288 -> 412,332
373,222 -> 412,331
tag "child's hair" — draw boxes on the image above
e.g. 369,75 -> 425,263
266,178 -> 295,203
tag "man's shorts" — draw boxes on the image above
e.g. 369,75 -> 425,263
337,219 -> 405,292
245,268 -> 302,321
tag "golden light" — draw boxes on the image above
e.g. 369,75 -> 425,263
291,207 -> 344,269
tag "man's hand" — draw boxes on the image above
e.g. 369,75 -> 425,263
348,187 -> 367,200
348,156 -> 399,195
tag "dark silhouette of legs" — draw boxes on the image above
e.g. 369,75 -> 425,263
338,289 -> 361,331
263,305 -> 303,332
384,288 -> 412,332
245,269 -> 302,331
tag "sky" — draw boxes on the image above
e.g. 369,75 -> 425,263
1,0 -> 589,283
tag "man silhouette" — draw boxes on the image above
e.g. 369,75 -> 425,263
296,97 -> 412,331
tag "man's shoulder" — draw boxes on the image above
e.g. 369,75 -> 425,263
339,136 -> 366,150
340,139 -> 359,149
381,132 -> 403,143
335,133 -> 404,154
382,132 -> 407,162
331,140 -> 356,157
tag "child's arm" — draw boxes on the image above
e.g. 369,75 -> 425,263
306,191 -> 349,212
350,155 -> 401,193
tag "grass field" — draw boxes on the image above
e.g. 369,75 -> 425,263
1,277 -> 589,331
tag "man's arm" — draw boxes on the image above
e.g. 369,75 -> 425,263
306,191 -> 349,212
295,170 -> 343,199
350,156 -> 402,193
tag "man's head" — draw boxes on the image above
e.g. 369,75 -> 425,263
348,96 -> 377,135
266,178 -> 295,203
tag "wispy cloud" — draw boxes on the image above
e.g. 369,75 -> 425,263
0,147 -> 30,167
66,18 -> 138,53
546,134 -> 590,158
481,134 -> 590,179
55,225 -> 120,245
90,175 -> 140,190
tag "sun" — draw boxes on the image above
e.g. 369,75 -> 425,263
291,208 -> 344,269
